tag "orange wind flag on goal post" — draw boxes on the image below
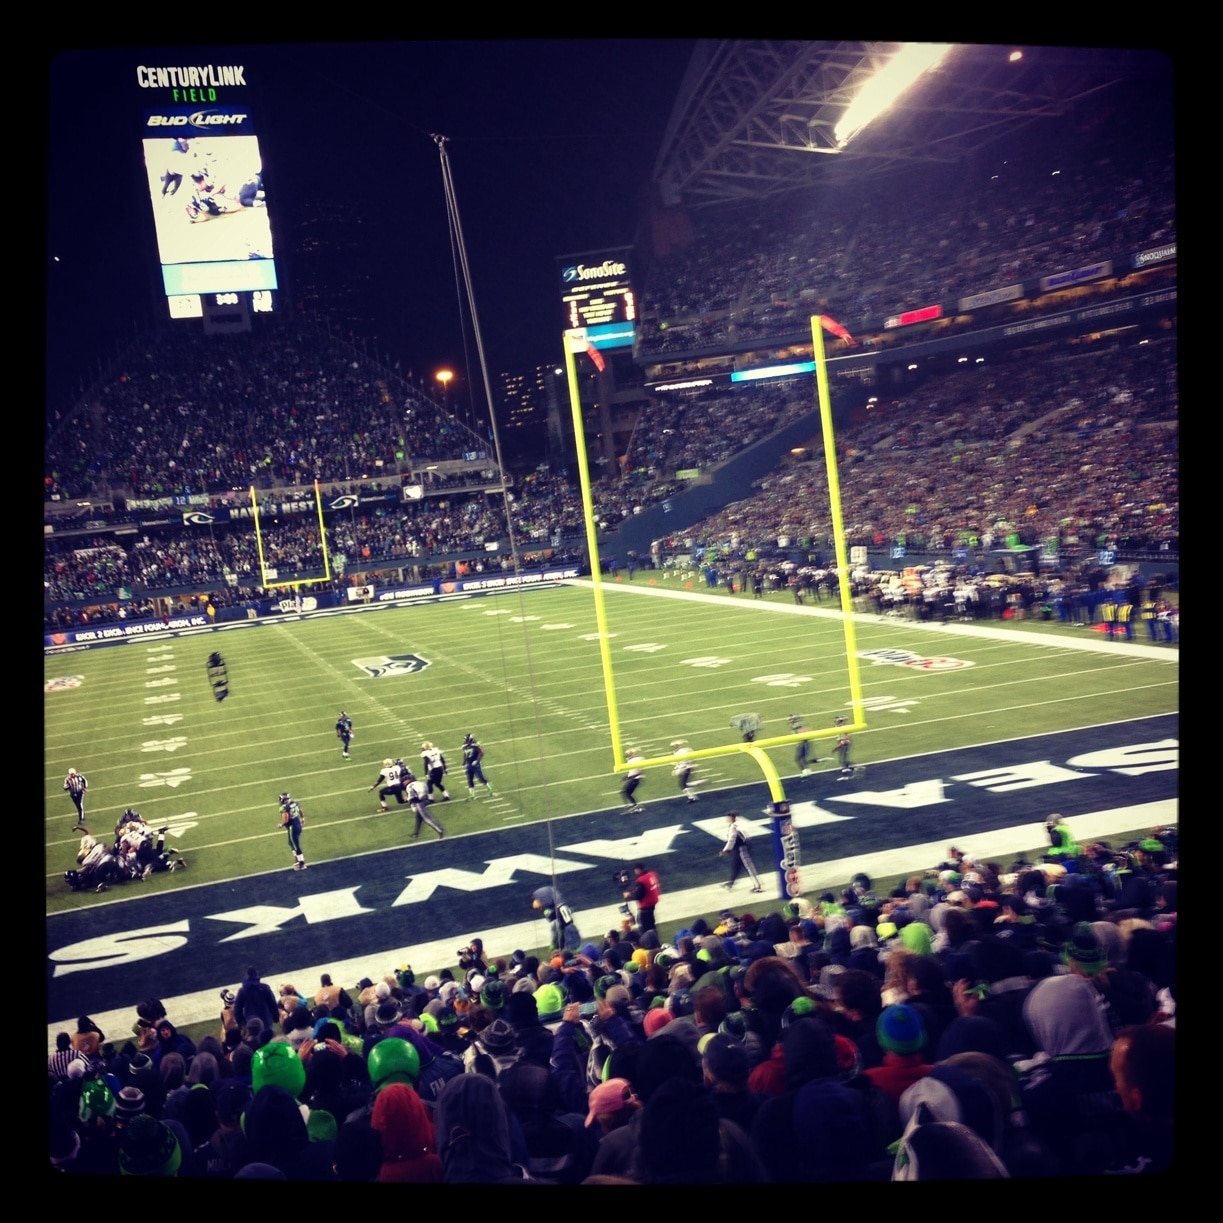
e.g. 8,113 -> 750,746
585,342 -> 606,372
818,314 -> 855,346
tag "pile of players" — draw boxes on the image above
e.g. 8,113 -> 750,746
64,808 -> 185,894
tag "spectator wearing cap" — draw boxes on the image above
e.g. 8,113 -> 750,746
480,973 -> 508,1015
585,1077 -> 639,1141
464,1015 -> 520,1079
1061,920 -> 1147,1035
952,934 -> 1038,1061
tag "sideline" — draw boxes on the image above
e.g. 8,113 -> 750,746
47,797 -> 1175,1049
567,577 -> 1178,662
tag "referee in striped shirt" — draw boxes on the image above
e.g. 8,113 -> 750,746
64,768 -> 87,825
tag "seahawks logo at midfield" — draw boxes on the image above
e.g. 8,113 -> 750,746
353,654 -> 431,678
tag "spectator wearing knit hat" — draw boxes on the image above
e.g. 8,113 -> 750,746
864,1004 -> 934,1137
371,1082 -> 443,1182
118,1112 -> 188,1177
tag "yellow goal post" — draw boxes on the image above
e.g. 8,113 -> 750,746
562,316 -> 868,803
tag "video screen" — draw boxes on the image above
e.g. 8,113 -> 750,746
142,119 -> 277,296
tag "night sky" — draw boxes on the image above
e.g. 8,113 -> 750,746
45,40 -> 696,412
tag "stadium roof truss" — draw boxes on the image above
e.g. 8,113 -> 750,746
653,41 -> 1171,209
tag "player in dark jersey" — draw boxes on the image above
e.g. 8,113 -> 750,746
834,729 -> 861,781
788,714 -> 825,778
621,750 -> 645,813
336,712 -> 353,759
278,793 -> 307,870
462,734 -> 494,799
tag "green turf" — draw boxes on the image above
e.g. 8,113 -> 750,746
45,582 -> 1177,911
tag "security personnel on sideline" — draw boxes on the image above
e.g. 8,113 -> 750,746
625,862 -> 661,933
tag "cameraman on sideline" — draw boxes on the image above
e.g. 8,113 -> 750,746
624,862 -> 661,934
457,938 -> 488,977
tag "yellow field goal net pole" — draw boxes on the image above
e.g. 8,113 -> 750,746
811,314 -> 868,734
249,479 -> 333,591
563,319 -> 866,789
563,332 -> 627,765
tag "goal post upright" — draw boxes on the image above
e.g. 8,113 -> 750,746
249,479 -> 333,591
564,318 -> 868,788
811,314 -> 868,736
563,330 -> 628,767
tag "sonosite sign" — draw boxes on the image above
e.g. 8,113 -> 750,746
137,60 -> 278,314
558,248 -> 636,347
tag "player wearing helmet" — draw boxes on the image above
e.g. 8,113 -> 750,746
368,759 -> 406,812
462,734 -> 494,799
335,711 -> 353,759
621,750 -> 645,813
420,742 -> 451,801
787,714 -> 825,778
670,740 -> 699,802
278,793 -> 307,870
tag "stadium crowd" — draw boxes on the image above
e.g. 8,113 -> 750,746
633,94 -> 1174,358
48,820 -> 1176,1181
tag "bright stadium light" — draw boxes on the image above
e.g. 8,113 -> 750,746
835,43 -> 953,148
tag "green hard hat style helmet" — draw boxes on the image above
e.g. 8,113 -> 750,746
251,1040 -> 307,1099
79,1077 -> 116,1124
367,1037 -> 420,1090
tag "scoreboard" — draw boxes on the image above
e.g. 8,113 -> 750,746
137,61 -> 279,322
558,249 -> 636,348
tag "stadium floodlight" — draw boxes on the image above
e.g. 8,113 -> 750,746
835,43 -> 953,148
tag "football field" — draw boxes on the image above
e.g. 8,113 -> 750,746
44,577 -> 1178,1039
